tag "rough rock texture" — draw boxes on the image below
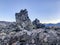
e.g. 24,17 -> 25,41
0,29 -> 60,45
33,18 -> 45,29
15,9 -> 33,30
0,9 -> 60,45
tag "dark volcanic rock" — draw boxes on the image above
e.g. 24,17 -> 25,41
33,18 -> 45,29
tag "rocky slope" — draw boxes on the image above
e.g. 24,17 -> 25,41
0,9 -> 60,45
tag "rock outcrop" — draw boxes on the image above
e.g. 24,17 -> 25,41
15,9 -> 33,30
33,18 -> 45,29
0,9 -> 60,45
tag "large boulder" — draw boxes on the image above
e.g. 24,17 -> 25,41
15,9 -> 33,30
32,18 -> 45,29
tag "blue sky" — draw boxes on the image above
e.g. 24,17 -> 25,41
0,0 -> 60,24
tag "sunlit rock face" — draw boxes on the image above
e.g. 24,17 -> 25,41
15,9 -> 33,30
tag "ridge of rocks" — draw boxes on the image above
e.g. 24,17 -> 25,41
0,9 -> 60,45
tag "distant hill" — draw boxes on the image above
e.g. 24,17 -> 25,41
45,23 -> 60,27
0,21 -> 12,27
0,21 -> 60,27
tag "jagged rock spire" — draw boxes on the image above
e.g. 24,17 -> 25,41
15,9 -> 33,30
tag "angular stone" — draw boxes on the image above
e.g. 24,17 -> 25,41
15,9 -> 33,30
33,18 -> 45,29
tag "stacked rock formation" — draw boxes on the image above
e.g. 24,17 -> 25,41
15,9 -> 33,30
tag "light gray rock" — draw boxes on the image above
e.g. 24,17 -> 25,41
0,9 -> 60,45
0,28 -> 60,45
15,9 -> 33,30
